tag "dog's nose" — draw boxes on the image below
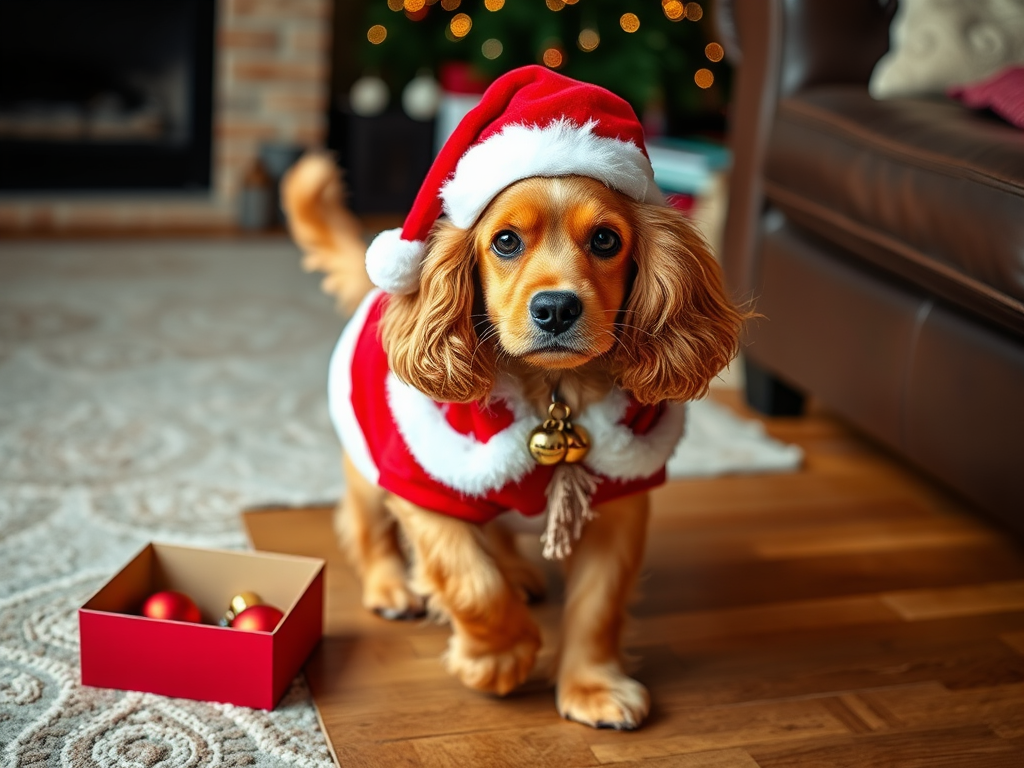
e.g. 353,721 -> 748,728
530,291 -> 582,336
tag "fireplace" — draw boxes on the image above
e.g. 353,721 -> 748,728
0,0 -> 332,233
0,1 -> 215,192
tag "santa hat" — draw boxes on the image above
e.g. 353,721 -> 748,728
366,65 -> 664,295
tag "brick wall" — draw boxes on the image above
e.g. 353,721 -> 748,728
0,0 -> 332,234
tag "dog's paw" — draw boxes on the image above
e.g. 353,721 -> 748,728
557,669 -> 650,730
445,626 -> 540,696
363,562 -> 426,620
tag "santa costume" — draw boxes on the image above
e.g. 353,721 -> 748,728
328,65 -> 686,557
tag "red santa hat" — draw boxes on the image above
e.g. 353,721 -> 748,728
365,65 -> 664,295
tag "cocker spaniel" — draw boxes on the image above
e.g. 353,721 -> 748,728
283,65 -> 744,730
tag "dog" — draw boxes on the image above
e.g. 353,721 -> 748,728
282,66 -> 744,730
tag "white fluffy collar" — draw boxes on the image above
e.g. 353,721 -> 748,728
385,374 -> 686,498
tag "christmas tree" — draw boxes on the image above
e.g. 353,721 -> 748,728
357,0 -> 730,136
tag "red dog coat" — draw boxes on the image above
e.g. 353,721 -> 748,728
329,291 -> 686,524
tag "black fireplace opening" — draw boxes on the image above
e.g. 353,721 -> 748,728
0,0 -> 215,192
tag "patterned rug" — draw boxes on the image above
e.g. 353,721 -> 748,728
0,238 -> 800,768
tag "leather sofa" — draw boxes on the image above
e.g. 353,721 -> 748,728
721,0 -> 1024,531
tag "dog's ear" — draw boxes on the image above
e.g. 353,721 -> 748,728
613,203 -> 745,404
381,221 -> 496,403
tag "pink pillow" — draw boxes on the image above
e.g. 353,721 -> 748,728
948,66 -> 1024,130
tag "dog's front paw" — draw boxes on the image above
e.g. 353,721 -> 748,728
558,668 -> 650,730
445,625 -> 540,696
363,561 -> 426,620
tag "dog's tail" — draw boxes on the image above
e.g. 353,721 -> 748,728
281,152 -> 375,315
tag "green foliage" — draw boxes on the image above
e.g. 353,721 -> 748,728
358,0 -> 729,126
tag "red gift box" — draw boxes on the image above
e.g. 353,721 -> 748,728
79,542 -> 324,710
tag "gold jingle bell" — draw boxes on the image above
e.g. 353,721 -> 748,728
563,422 -> 591,464
528,422 -> 568,465
527,401 -> 590,465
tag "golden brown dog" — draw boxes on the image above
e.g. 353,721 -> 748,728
283,153 -> 743,729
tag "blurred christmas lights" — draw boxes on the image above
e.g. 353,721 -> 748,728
663,1 -> 684,21
577,28 -> 600,52
450,12 -> 472,37
482,38 -> 503,59
542,46 -> 564,68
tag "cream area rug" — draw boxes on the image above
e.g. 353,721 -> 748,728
0,239 -> 800,768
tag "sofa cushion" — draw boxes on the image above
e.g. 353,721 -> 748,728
869,0 -> 1024,99
764,85 -> 1024,336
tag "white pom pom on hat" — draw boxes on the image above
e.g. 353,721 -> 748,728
364,65 -> 663,295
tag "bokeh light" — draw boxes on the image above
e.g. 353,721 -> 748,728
546,0 -> 565,10
403,0 -> 425,11
705,42 -> 724,62
482,38 -> 503,59
577,28 -> 600,52
484,0 -> 504,9
367,25 -> 387,44
440,0 -> 460,10
620,13 -> 640,33
695,68 -> 714,88
450,12 -> 472,37
387,0 -> 403,11
542,47 -> 564,68
686,2 -> 704,21
663,1 -> 684,21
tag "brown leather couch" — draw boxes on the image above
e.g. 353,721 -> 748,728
721,0 -> 1024,531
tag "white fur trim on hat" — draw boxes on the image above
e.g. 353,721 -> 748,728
440,118 -> 662,229
365,227 -> 425,295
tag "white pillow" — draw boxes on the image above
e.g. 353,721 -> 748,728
870,0 -> 1024,98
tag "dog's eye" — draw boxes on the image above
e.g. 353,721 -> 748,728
590,228 -> 621,257
491,230 -> 523,258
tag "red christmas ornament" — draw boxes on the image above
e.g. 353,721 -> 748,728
141,590 -> 202,623
231,604 -> 284,633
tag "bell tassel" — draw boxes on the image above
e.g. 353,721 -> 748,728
541,463 -> 599,561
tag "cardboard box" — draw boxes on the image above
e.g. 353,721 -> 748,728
79,542 -> 324,710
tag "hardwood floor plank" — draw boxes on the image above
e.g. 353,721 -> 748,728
753,518 -> 998,559
630,595 -> 900,649
595,748 -> 761,768
587,700 -> 851,763
881,581 -> 1024,621
657,635 -> 1024,709
332,740 -> 424,768
1001,630 -> 1024,656
409,726 -> 599,768
747,725 -> 1024,768
834,692 -> 898,732
859,682 -> 1024,735
637,542 -> 1024,615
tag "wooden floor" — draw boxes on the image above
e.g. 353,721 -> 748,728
244,390 -> 1024,767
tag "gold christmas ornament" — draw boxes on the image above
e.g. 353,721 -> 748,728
220,591 -> 264,626
527,401 -> 590,465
